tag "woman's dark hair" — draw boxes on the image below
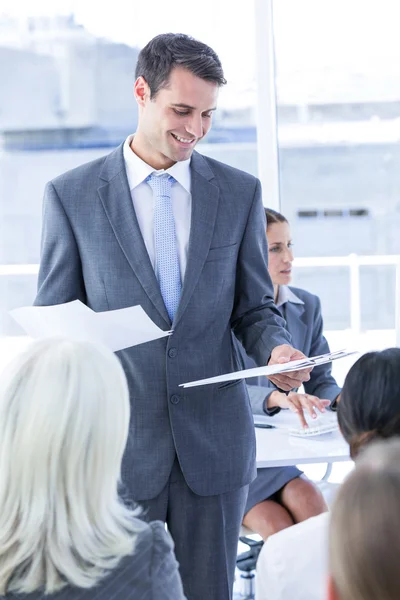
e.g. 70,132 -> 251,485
264,208 -> 288,227
338,348 -> 400,459
135,33 -> 226,98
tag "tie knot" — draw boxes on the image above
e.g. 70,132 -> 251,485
146,172 -> 175,197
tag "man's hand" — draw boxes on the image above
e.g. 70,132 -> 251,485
267,390 -> 331,429
267,344 -> 312,391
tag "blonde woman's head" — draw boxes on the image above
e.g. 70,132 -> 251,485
0,337 -> 141,595
328,439 -> 400,600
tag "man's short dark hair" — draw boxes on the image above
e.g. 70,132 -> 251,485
135,33 -> 227,98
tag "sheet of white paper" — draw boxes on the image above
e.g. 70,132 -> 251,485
91,305 -> 172,350
179,349 -> 357,388
253,410 -> 338,430
10,300 -> 171,351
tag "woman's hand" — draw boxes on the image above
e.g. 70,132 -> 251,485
267,390 -> 331,429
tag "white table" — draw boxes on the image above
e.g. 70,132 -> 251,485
255,426 -> 349,468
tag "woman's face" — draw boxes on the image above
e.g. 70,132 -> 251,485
267,221 -> 294,286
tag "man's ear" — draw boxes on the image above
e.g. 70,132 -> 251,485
134,76 -> 150,107
327,574 -> 339,600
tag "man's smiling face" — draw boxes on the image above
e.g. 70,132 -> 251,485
133,66 -> 219,169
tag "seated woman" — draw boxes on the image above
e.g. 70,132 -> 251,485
0,338 -> 185,600
241,208 -> 341,539
328,438 -> 400,600
256,347 -> 400,600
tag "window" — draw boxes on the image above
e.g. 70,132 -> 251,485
274,0 -> 400,334
297,209 -> 370,219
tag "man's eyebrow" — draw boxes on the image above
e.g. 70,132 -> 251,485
171,103 -> 217,111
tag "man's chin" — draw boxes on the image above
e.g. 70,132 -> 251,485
169,147 -> 195,163
170,136 -> 198,155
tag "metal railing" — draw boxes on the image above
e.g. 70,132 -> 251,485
294,253 -> 400,346
0,254 -> 399,345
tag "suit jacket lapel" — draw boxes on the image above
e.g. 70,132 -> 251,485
285,301 -> 307,354
173,151 -> 219,328
97,145 -> 170,325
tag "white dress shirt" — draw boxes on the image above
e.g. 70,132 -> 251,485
275,285 -> 305,308
256,512 -> 330,600
122,134 -> 192,280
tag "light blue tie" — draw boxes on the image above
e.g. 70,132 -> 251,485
146,173 -> 182,322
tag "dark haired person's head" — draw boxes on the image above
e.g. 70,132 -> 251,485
135,33 -> 226,99
132,34 -> 226,169
263,208 -> 293,293
264,208 -> 288,227
338,348 -> 400,459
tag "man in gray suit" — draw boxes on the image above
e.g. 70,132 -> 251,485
35,33 -> 311,600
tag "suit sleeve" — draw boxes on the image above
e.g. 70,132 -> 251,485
150,522 -> 187,600
231,179 -> 291,364
303,297 -> 341,404
235,333 -> 281,415
246,384 -> 280,415
34,181 -> 86,306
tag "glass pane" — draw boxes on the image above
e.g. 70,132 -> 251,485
274,0 -> 399,346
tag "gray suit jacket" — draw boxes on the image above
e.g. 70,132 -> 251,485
242,286 -> 341,415
34,144 -> 290,499
1,522 -> 186,600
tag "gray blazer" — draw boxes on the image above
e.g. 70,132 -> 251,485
1,522 -> 186,600
243,286 -> 341,414
34,145 -> 291,500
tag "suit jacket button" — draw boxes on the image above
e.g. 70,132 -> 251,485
168,348 -> 177,358
170,394 -> 180,405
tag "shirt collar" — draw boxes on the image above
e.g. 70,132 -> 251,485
123,134 -> 191,193
276,285 -> 304,308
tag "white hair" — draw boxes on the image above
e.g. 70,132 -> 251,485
0,337 -> 143,595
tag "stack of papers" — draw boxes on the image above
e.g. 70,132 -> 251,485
10,300 -> 172,351
179,349 -> 357,388
254,410 -> 338,431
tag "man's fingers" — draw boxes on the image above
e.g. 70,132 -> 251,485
267,375 -> 295,391
280,367 -> 312,384
269,344 -> 293,364
297,367 -> 313,375
277,356 -> 290,364
280,369 -> 312,386
296,368 -> 311,382
269,372 -> 308,386
268,371 -> 310,389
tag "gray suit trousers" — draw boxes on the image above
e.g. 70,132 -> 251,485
138,457 -> 249,600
